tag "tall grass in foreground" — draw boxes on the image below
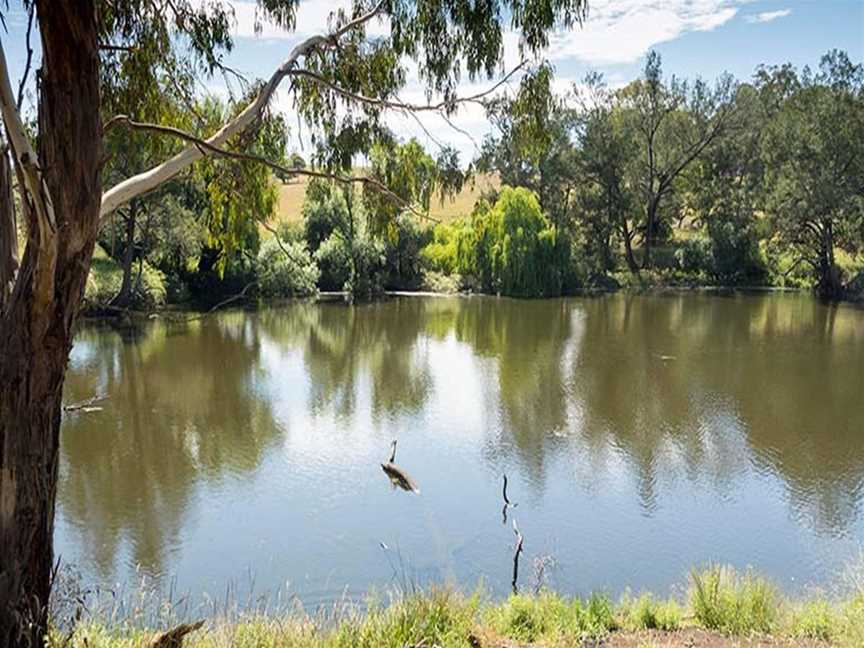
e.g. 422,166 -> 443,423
47,562 -> 864,647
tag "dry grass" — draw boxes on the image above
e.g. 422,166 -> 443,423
273,172 -> 500,225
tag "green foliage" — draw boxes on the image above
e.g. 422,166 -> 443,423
382,214 -> 433,289
689,565 -> 779,635
479,186 -> 565,296
314,233 -> 353,291
759,50 -> 864,296
302,180 -> 351,254
256,239 -> 319,298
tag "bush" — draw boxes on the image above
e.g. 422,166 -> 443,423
674,238 -> 712,275
256,238 -> 319,298
345,236 -> 386,300
707,216 -> 768,284
314,232 -> 352,291
383,214 -> 433,289
302,180 -> 350,254
421,220 -> 468,275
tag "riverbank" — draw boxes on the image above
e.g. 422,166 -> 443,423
49,566 -> 864,647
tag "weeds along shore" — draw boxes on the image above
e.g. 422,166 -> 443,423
47,564 -> 864,647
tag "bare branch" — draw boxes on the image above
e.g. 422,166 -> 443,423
16,4 -> 34,111
511,519 -> 524,594
99,0 -> 386,220
288,61 -> 527,114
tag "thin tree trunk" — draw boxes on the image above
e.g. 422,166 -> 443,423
818,220 -> 842,299
113,201 -> 138,306
0,148 -> 16,311
642,199 -> 658,269
0,3 -> 102,646
620,214 -> 639,276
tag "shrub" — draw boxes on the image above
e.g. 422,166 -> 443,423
315,232 -> 352,291
256,238 -> 319,298
302,180 -> 350,253
674,238 -> 712,275
707,215 -> 768,284
383,214 -> 433,289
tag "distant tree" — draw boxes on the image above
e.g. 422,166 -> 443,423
684,84 -> 768,284
758,51 -> 864,297
479,65 -> 579,232
572,73 -> 639,274
618,51 -> 738,268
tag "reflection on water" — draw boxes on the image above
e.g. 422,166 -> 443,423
57,294 -> 864,603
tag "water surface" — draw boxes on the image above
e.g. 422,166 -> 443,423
57,293 -> 864,606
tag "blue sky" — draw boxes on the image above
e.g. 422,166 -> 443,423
2,0 -> 862,164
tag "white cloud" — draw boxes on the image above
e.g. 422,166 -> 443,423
744,9 -> 791,24
547,0 -> 741,65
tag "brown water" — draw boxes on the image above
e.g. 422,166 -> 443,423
57,293 -> 864,606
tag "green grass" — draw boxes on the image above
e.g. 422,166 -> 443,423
689,564 -> 778,635
46,562 -> 864,647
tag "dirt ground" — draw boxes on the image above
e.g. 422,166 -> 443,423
468,629 -> 831,648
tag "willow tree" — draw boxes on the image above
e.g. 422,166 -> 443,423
0,0 -> 588,644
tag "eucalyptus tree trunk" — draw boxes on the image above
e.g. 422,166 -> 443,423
0,2 -> 102,646
0,148 -> 16,311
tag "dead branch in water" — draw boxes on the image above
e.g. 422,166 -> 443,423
501,473 -> 518,524
511,519 -> 524,595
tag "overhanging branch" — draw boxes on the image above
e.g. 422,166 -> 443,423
99,0 -> 386,220
108,115 -> 440,223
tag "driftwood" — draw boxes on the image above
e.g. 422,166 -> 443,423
62,394 -> 107,413
148,620 -> 204,648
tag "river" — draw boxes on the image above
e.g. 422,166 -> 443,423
56,293 -> 864,609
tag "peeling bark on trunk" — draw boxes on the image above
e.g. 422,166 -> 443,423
0,149 -> 16,311
0,2 -> 102,646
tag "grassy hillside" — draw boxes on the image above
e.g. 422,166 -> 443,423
274,172 -> 500,225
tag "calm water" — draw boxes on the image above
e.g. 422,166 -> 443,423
57,293 -> 864,606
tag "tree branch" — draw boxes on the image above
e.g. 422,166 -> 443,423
107,115 -> 440,223
16,4 -> 35,111
288,61 -> 526,114
99,0 -> 386,220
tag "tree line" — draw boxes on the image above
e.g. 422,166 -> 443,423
83,49 -> 864,308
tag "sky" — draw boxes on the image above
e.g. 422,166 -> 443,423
2,0 -> 863,165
